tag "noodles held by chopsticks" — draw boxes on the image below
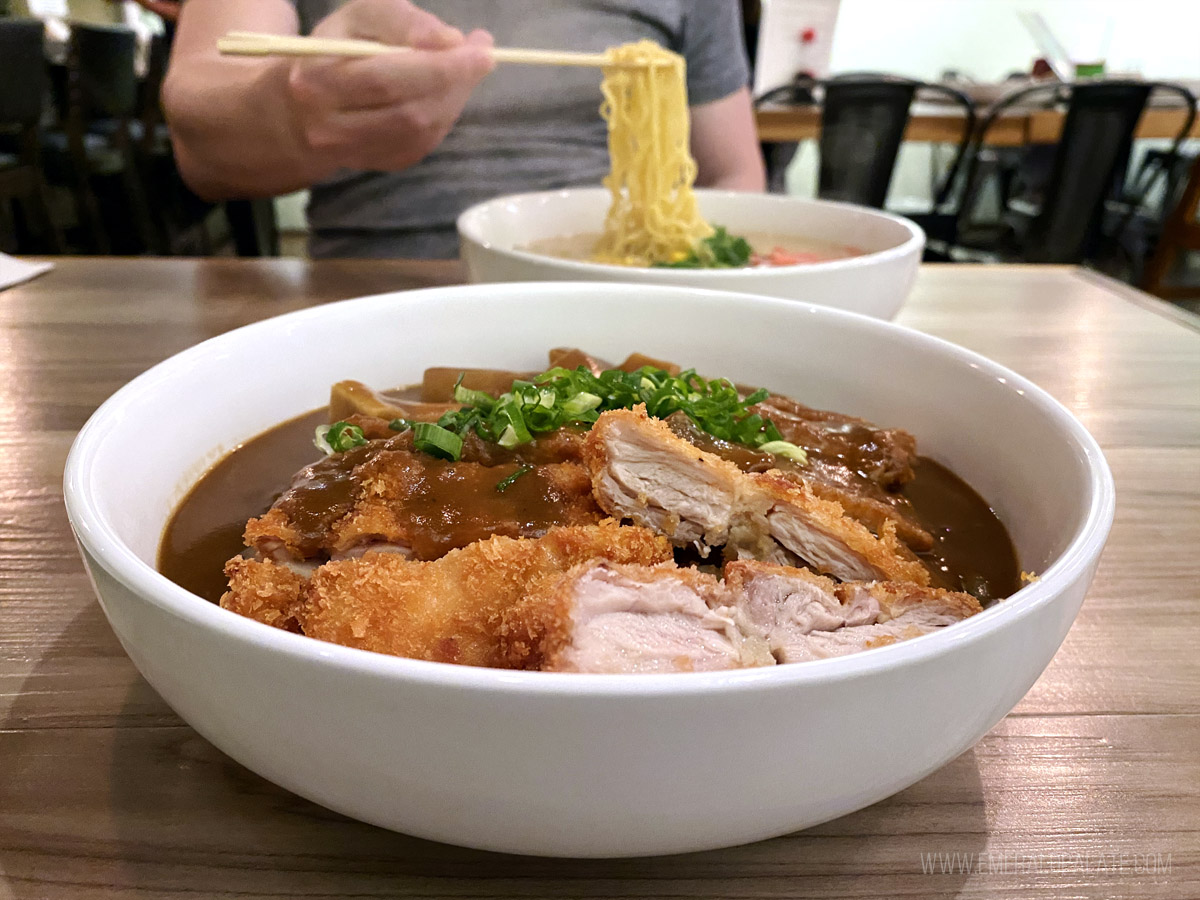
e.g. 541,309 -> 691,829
592,41 -> 714,267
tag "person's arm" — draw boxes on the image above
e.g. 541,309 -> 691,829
162,0 -> 494,199
678,1 -> 765,191
690,86 -> 766,190
128,0 -> 182,22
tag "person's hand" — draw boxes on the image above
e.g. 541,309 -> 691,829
287,0 -> 494,173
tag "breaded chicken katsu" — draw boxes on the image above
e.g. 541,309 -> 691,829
223,522 -> 671,667
582,407 -> 930,584
499,558 -> 980,673
195,350 -> 1018,673
245,427 -> 601,563
663,410 -> 934,552
723,561 -> 982,663
500,561 -> 769,673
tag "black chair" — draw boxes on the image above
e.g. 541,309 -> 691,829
132,31 -> 222,255
136,31 -> 171,156
0,19 -> 64,253
1141,154 -> 1200,298
753,74 -> 810,194
819,74 -> 919,207
755,73 -> 975,213
1106,146 -> 1199,280
952,80 -> 1197,265
41,23 -> 159,253
821,74 -> 976,211
224,198 -> 280,257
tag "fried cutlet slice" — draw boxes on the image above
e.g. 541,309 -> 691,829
219,556 -> 308,632
500,561 -> 773,673
244,440 -> 378,561
750,394 -> 918,487
725,560 -> 981,664
328,448 -> 601,560
800,462 -> 933,552
731,471 -> 930,584
663,411 -> 933,552
583,407 -> 929,584
294,521 -> 671,667
245,431 -> 601,564
582,407 -> 743,553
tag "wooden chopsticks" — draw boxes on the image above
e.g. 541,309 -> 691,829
217,31 -> 630,68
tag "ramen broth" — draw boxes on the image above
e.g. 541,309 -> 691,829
523,231 -> 864,266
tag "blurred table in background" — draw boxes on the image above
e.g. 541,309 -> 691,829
756,102 -> 1200,146
1,259 -> 1198,898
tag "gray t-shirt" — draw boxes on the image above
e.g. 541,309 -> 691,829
288,0 -> 751,258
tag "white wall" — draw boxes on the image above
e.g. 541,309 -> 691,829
829,0 -> 1200,83
787,0 -> 1200,204
274,192 -> 309,232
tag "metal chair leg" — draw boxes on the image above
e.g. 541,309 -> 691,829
119,153 -> 162,254
72,169 -> 110,255
33,175 -> 66,253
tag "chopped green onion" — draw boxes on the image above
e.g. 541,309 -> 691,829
314,425 -> 334,455
497,424 -> 519,449
388,418 -> 411,432
495,398 -> 532,446
759,440 -> 808,464
315,421 -> 368,454
405,363 -> 796,463
562,391 -> 602,417
495,466 -> 531,493
653,226 -> 753,269
453,379 -> 497,411
412,422 -> 463,460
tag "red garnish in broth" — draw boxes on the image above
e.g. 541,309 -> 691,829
750,245 -> 866,267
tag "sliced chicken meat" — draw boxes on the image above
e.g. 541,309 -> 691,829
665,410 -> 933,552
725,560 -> 981,664
582,407 -> 742,553
731,470 -> 930,585
501,561 -> 771,673
499,556 -> 981,673
583,407 -> 929,584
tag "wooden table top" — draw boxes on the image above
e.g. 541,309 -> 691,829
756,103 -> 1200,146
1,259 -> 1198,898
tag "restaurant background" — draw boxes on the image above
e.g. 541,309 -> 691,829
808,0 -> 1200,207
2,0 -> 1198,291
266,0 -> 1200,230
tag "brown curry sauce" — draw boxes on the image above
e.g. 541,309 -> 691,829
160,407 -> 1020,607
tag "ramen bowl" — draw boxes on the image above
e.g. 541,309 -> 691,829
457,188 -> 925,318
65,282 -> 1112,857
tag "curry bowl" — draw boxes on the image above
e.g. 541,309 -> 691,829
457,188 -> 924,319
64,282 -> 1113,857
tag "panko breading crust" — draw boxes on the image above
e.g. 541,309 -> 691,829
219,556 -> 306,632
296,521 -> 671,667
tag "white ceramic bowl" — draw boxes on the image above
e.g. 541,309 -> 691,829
457,188 -> 924,319
65,282 -> 1113,858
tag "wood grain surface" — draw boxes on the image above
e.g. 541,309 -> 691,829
755,104 -> 1200,146
1,260 -> 1197,899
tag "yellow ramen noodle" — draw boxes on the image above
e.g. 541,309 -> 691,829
592,40 -> 713,267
